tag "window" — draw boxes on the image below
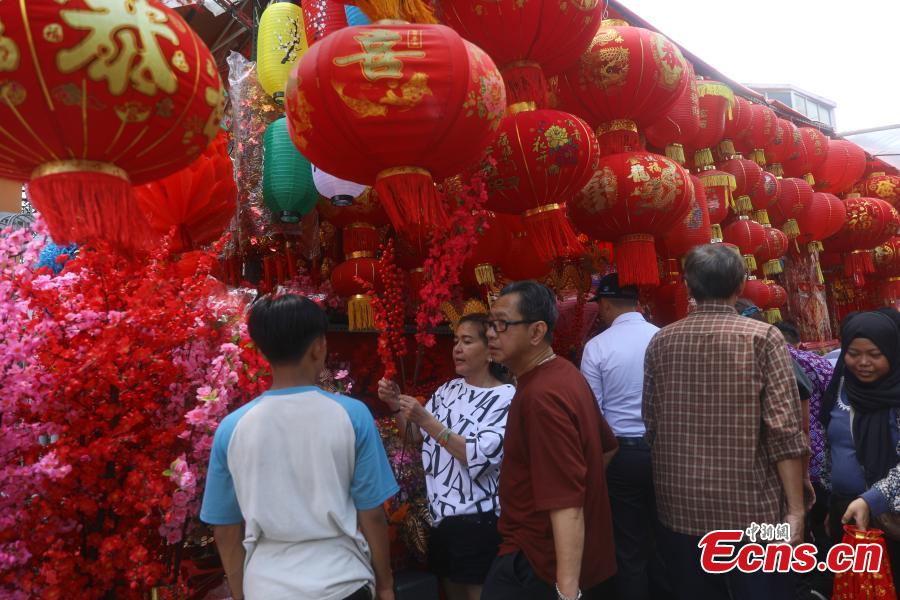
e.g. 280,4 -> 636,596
767,91 -> 792,105
793,94 -> 807,115
806,102 -> 820,121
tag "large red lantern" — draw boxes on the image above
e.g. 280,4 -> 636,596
438,0 -> 606,107
662,175 -> 711,257
875,237 -> 900,279
797,192 -> 845,253
473,108 -> 598,261
749,170 -> 780,226
813,139 -> 867,195
719,95 -> 753,159
557,20 -> 690,155
855,172 -> 900,208
768,177 -> 814,239
686,80 -> 734,169
737,102 -> 777,166
720,157 -> 763,215
791,127 -> 829,183
826,195 -> 900,284
572,151 -> 692,286
0,1 -> 225,250
756,226 -> 789,276
724,216 -> 766,272
134,132 -> 236,253
763,118 -> 799,178
645,63 -> 700,165
699,168 -> 736,241
285,23 -> 506,237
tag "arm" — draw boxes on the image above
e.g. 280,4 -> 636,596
377,379 -> 422,443
580,342 -> 605,411
642,340 -> 659,447
358,507 -> 395,600
213,524 -> 246,600
550,507 -> 585,599
598,412 -> 618,468
776,456 -> 806,544
417,411 -> 467,464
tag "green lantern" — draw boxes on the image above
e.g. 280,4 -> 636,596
263,116 -> 317,223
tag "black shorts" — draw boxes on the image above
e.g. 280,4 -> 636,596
428,512 -> 501,585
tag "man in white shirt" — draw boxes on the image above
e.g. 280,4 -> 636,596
580,273 -> 669,600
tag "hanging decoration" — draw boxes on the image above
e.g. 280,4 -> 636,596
719,94 -> 753,159
795,191 -> 847,283
686,79 -> 735,169
438,0 -> 606,108
0,0 -> 225,251
793,126 -> 830,183
724,216 -> 766,272
749,170 -> 780,226
720,156 -> 763,215
832,526 -> 897,600
312,165 -> 366,207
813,139 -> 867,195
331,251 -> 379,331
768,177 -> 814,239
742,275 -> 773,310
263,117 -> 319,224
645,63 -> 700,165
257,1 -> 309,104
763,118 -> 797,178
572,151 -> 692,286
825,195 -> 900,285
737,102 -> 778,167
764,280 -> 788,323
558,20 -> 690,156
661,175 -> 711,257
756,226 -> 789,276
855,172 -> 900,208
461,210 -> 512,289
285,23 -> 505,237
699,167 -> 736,241
473,107 -> 598,261
135,131 -> 237,253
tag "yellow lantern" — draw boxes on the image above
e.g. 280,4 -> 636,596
257,0 -> 309,104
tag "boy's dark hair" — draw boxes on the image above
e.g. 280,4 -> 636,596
774,321 -> 801,345
247,294 -> 328,365
499,280 -> 558,343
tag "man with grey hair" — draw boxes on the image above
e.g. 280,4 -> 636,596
482,281 -> 618,600
642,244 -> 806,600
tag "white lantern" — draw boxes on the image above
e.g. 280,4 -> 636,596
311,165 -> 366,207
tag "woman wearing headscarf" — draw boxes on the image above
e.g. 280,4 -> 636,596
821,309 -> 900,584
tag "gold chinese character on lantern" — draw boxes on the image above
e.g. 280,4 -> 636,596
333,29 -> 425,82
0,18 -> 20,72
57,0 -> 180,97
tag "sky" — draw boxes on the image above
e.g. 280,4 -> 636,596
617,0 -> 900,133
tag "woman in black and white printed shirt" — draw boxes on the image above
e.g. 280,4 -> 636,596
378,313 -> 515,600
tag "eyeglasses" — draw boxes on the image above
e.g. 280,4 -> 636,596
486,319 -> 538,333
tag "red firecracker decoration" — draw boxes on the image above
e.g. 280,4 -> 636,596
438,0 -> 606,108
813,139 -> 867,195
645,63 -> 700,165
832,526 -> 897,600
768,177 -> 814,239
557,20 -> 689,155
285,23 -> 506,237
700,168 -> 737,241
1,1 -> 225,250
687,79 -> 735,169
721,156 -> 763,215
756,226 -> 789,276
473,107 -> 598,261
749,170 -> 780,226
724,216 -> 766,272
737,102 -> 777,166
855,172 -> 900,208
719,95 -> 753,159
662,175 -> 712,257
572,151 -> 692,286
135,132 -> 236,253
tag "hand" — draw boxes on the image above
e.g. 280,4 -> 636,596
377,378 -> 401,411
784,511 -> 805,546
842,497 -> 871,530
375,586 -> 395,600
398,395 -> 429,426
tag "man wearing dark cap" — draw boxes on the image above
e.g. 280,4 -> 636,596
580,273 -> 668,600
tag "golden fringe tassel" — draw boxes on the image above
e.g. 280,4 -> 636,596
752,149 -> 766,166
719,139 -> 736,158
735,195 -> 754,214
804,172 -> 816,186
764,259 -> 783,276
474,263 -> 495,286
765,308 -> 783,323
348,294 -> 375,331
770,163 -> 784,178
711,223 -> 723,243
744,255 -> 758,272
694,147 -> 714,169
816,261 -> 825,285
782,218 -> 800,239
666,143 -> 686,165
808,241 -> 824,254
753,209 -> 771,226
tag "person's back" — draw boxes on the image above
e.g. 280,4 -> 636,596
201,295 -> 398,600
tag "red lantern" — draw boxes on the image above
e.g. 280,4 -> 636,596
134,132 -> 236,253
737,102 -> 777,166
331,254 -> 379,330
572,151 -> 692,286
742,276 -> 773,310
662,175 -> 712,257
498,215 -> 553,281
462,210 -> 513,288
318,187 -> 390,229
557,20 -> 690,155
473,108 -> 598,260
826,195 -> 900,285
724,216 -> 766,272
768,177 -> 814,239
652,259 -> 690,325
438,0 -> 606,107
720,157 -> 763,216
686,80 -> 734,169
719,95 -> 753,159
875,237 -> 900,278
645,63 -> 700,165
756,226 -> 789,276
794,127 -> 829,182
764,281 -> 788,323
797,192 -> 845,253
342,222 -> 380,257
699,168 -> 737,241
285,24 -> 506,236
813,139 -> 867,195
855,172 -> 900,208
749,170 -> 780,226
1,1 -> 225,250
763,118 -> 799,178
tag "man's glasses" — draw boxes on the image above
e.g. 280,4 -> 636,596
486,319 -> 538,333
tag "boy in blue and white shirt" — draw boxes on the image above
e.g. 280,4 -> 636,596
201,294 -> 398,600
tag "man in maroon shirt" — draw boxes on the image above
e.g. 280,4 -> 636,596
481,281 -> 618,600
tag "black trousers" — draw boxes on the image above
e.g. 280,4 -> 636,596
658,526 -> 795,600
343,586 -> 371,600
480,551 -> 613,600
606,437 -> 670,600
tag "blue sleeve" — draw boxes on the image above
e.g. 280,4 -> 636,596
200,414 -> 244,525
346,401 -> 400,510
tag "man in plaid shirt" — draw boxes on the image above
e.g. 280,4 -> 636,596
642,244 -> 807,600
